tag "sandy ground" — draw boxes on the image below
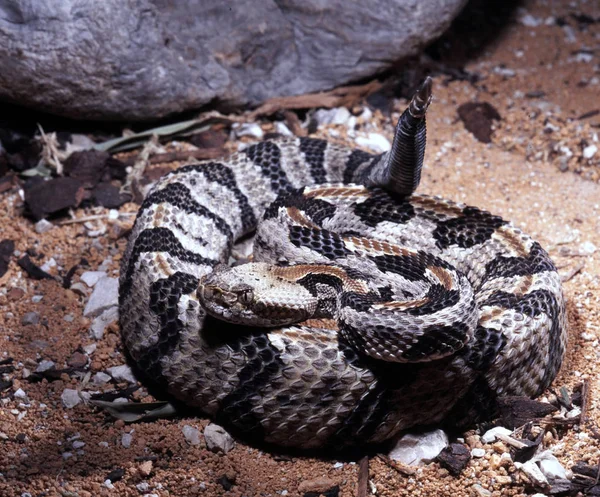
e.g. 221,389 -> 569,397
1,0 -> 599,496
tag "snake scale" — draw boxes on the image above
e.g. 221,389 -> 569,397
119,78 -> 567,449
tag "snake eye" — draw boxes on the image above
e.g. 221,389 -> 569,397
237,288 -> 254,305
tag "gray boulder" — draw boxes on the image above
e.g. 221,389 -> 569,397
0,0 -> 466,121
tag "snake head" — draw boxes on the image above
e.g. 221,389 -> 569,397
198,262 -> 318,327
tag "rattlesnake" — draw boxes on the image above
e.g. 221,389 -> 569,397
119,78 -> 567,449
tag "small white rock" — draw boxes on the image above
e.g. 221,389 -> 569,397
580,241 -> 597,254
92,372 -> 112,385
583,144 -> 597,159
31,295 -> 43,303
274,122 -> 294,137
388,429 -> 449,466
72,440 -> 85,449
80,271 -> 108,288
182,425 -> 201,446
107,209 -> 120,221
471,484 -> 492,497
233,122 -> 264,140
516,460 -> 548,486
98,441 -> 109,448
82,343 -> 97,355
62,452 -> 74,460
355,133 -> 391,153
106,364 -> 137,384
89,306 -> 119,340
314,107 -> 351,126
121,432 -> 133,448
332,462 -> 344,469
61,389 -> 82,409
36,360 -> 55,372
535,451 -> 567,481
40,257 -> 57,273
136,482 -> 150,492
34,219 -> 54,234
104,479 -> 115,489
203,423 -> 235,453
83,277 -> 119,317
14,388 -> 28,400
471,448 -> 486,458
481,426 -> 513,444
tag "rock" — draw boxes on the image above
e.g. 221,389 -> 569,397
232,123 -> 264,140
61,388 -> 82,408
298,477 -> 337,493
24,177 -> 85,220
471,448 -> 486,458
93,183 -> 131,209
106,364 -> 137,384
204,423 -> 235,453
457,102 -> 502,143
121,432 -> 133,448
534,451 -> 567,481
515,460 -> 548,487
0,1 -> 467,121
72,440 -> 85,449
481,426 -> 513,444
181,425 -> 201,446
389,429 -> 449,466
80,271 -> 108,288
313,107 -> 351,126
20,311 -> 40,326
355,133 -> 391,153
83,277 -> 119,317
138,460 -> 153,477
583,144 -> 597,159
471,484 -> 492,497
92,372 -> 112,385
13,388 -> 27,400
31,295 -> 43,303
34,219 -> 54,234
35,360 -> 55,373
89,306 -> 119,340
67,351 -> 88,368
436,443 -> 471,476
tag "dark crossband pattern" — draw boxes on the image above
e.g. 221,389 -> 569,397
120,77 -> 566,449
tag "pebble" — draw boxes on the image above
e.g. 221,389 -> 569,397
481,426 -> 513,444
121,432 -> 133,448
298,477 -> 337,493
106,364 -> 137,384
332,462 -> 344,469
182,425 -> 201,446
534,451 -> 567,480
67,351 -> 88,368
355,133 -> 391,153
103,479 -> 115,489
62,452 -> 73,460
388,429 -> 449,466
69,283 -> 89,296
516,460 -> 548,486
136,482 -> 150,492
20,311 -> 40,326
31,295 -> 43,303
583,144 -> 597,159
83,343 -> 97,355
580,241 -> 597,255
233,122 -> 264,140
89,306 -> 119,340
80,271 -> 108,288
203,423 -> 235,453
35,360 -> 55,372
61,389 -> 82,408
34,219 -> 54,234
63,314 -> 75,323
83,277 -> 119,317
274,122 -> 294,137
471,448 -> 486,458
471,484 -> 492,497
13,388 -> 27,400
98,441 -> 109,448
313,107 -> 351,126
138,460 -> 153,477
93,372 -> 112,385
72,441 -> 85,449
40,257 -> 57,273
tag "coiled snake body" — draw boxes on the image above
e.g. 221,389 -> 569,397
119,79 -> 567,448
